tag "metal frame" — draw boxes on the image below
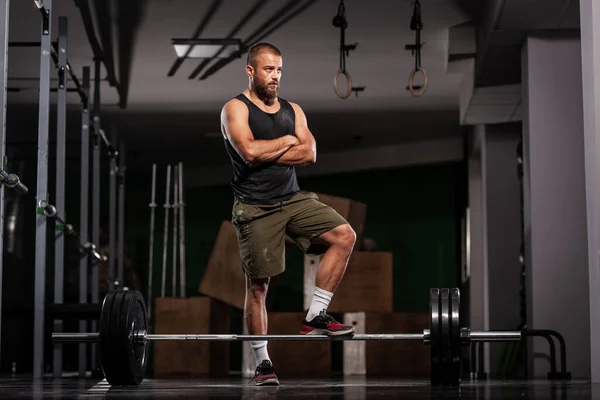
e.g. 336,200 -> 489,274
91,58 -> 101,371
0,0 -> 8,368
52,15 -> 68,378
33,0 -> 52,379
78,65 -> 91,376
118,141 -> 126,287
109,132 -> 117,289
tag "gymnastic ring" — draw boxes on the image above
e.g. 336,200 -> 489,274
333,69 -> 352,99
408,66 -> 429,97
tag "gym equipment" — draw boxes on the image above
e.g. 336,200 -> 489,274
40,201 -> 106,263
406,0 -> 428,97
160,165 -> 171,297
0,0 -> 8,371
332,0 -> 360,99
0,168 -> 27,194
177,162 -> 187,297
147,163 -> 157,318
52,287 -> 532,387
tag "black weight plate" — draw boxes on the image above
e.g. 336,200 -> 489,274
127,290 -> 148,383
440,288 -> 452,385
99,290 -> 148,386
99,291 -> 126,383
449,288 -> 462,386
429,288 -> 441,386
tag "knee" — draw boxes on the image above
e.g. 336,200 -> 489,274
334,224 -> 356,252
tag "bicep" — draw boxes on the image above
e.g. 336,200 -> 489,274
221,101 -> 254,158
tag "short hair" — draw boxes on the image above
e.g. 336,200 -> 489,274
246,42 -> 281,69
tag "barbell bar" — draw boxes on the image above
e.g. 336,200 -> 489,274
52,330 -> 521,343
50,287 -> 522,387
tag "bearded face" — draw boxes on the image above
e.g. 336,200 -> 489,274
248,52 -> 282,105
253,73 -> 279,103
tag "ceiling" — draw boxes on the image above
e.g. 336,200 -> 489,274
5,0 -> 476,170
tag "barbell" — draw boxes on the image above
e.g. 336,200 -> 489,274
52,287 -> 522,387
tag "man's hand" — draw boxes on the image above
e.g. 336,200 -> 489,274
221,100 -> 298,167
274,103 -> 316,166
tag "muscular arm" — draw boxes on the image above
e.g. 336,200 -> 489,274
274,103 -> 317,166
221,100 -> 298,167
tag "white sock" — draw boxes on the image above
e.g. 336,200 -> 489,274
251,341 -> 270,367
306,286 -> 333,321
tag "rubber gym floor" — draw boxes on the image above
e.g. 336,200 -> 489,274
0,375 -> 594,399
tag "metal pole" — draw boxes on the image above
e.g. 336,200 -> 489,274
91,57 -> 101,372
147,164 -> 156,318
145,333 -> 428,341
0,0 -> 8,368
161,165 -> 171,297
171,165 -> 178,296
52,15 -> 67,379
469,331 -> 522,342
78,65 -> 90,376
33,0 -> 52,379
52,332 -> 428,343
108,134 -> 116,290
118,141 -> 125,288
178,162 -> 186,298
52,329 -> 525,344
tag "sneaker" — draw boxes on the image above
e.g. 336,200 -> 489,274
250,360 -> 279,386
300,310 -> 355,336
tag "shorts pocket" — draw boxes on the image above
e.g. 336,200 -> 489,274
232,200 -> 262,225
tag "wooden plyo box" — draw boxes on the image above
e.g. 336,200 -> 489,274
343,312 -> 430,377
312,192 -> 368,249
153,296 -> 230,377
304,252 -> 393,313
242,312 -> 332,378
198,220 -> 246,310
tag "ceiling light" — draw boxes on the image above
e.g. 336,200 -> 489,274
171,38 -> 242,59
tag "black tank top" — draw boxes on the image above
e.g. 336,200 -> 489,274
224,94 -> 300,205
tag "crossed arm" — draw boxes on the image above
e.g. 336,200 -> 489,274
220,100 -> 316,167
273,103 -> 316,166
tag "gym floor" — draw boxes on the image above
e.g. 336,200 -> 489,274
0,376 -> 594,399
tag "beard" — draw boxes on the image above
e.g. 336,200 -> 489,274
254,79 -> 279,105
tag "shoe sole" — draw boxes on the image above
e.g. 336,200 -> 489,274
255,377 -> 279,386
303,327 -> 355,336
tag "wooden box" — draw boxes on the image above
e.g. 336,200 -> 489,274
198,220 -> 246,309
153,296 -> 230,377
304,252 -> 393,312
343,312 -> 430,377
242,312 -> 331,378
312,192 -> 368,249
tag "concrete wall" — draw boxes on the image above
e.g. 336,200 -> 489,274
579,0 -> 600,383
468,124 -> 489,372
522,34 -> 590,379
484,123 -> 523,375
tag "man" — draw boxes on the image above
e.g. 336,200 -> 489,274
220,42 -> 357,386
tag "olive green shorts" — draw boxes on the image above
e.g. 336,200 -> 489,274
231,191 -> 348,279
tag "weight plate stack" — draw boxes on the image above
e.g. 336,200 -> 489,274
99,290 -> 148,386
429,288 -> 441,385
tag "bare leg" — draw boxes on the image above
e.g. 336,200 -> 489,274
244,275 -> 269,335
245,275 -> 279,384
314,224 -> 356,293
